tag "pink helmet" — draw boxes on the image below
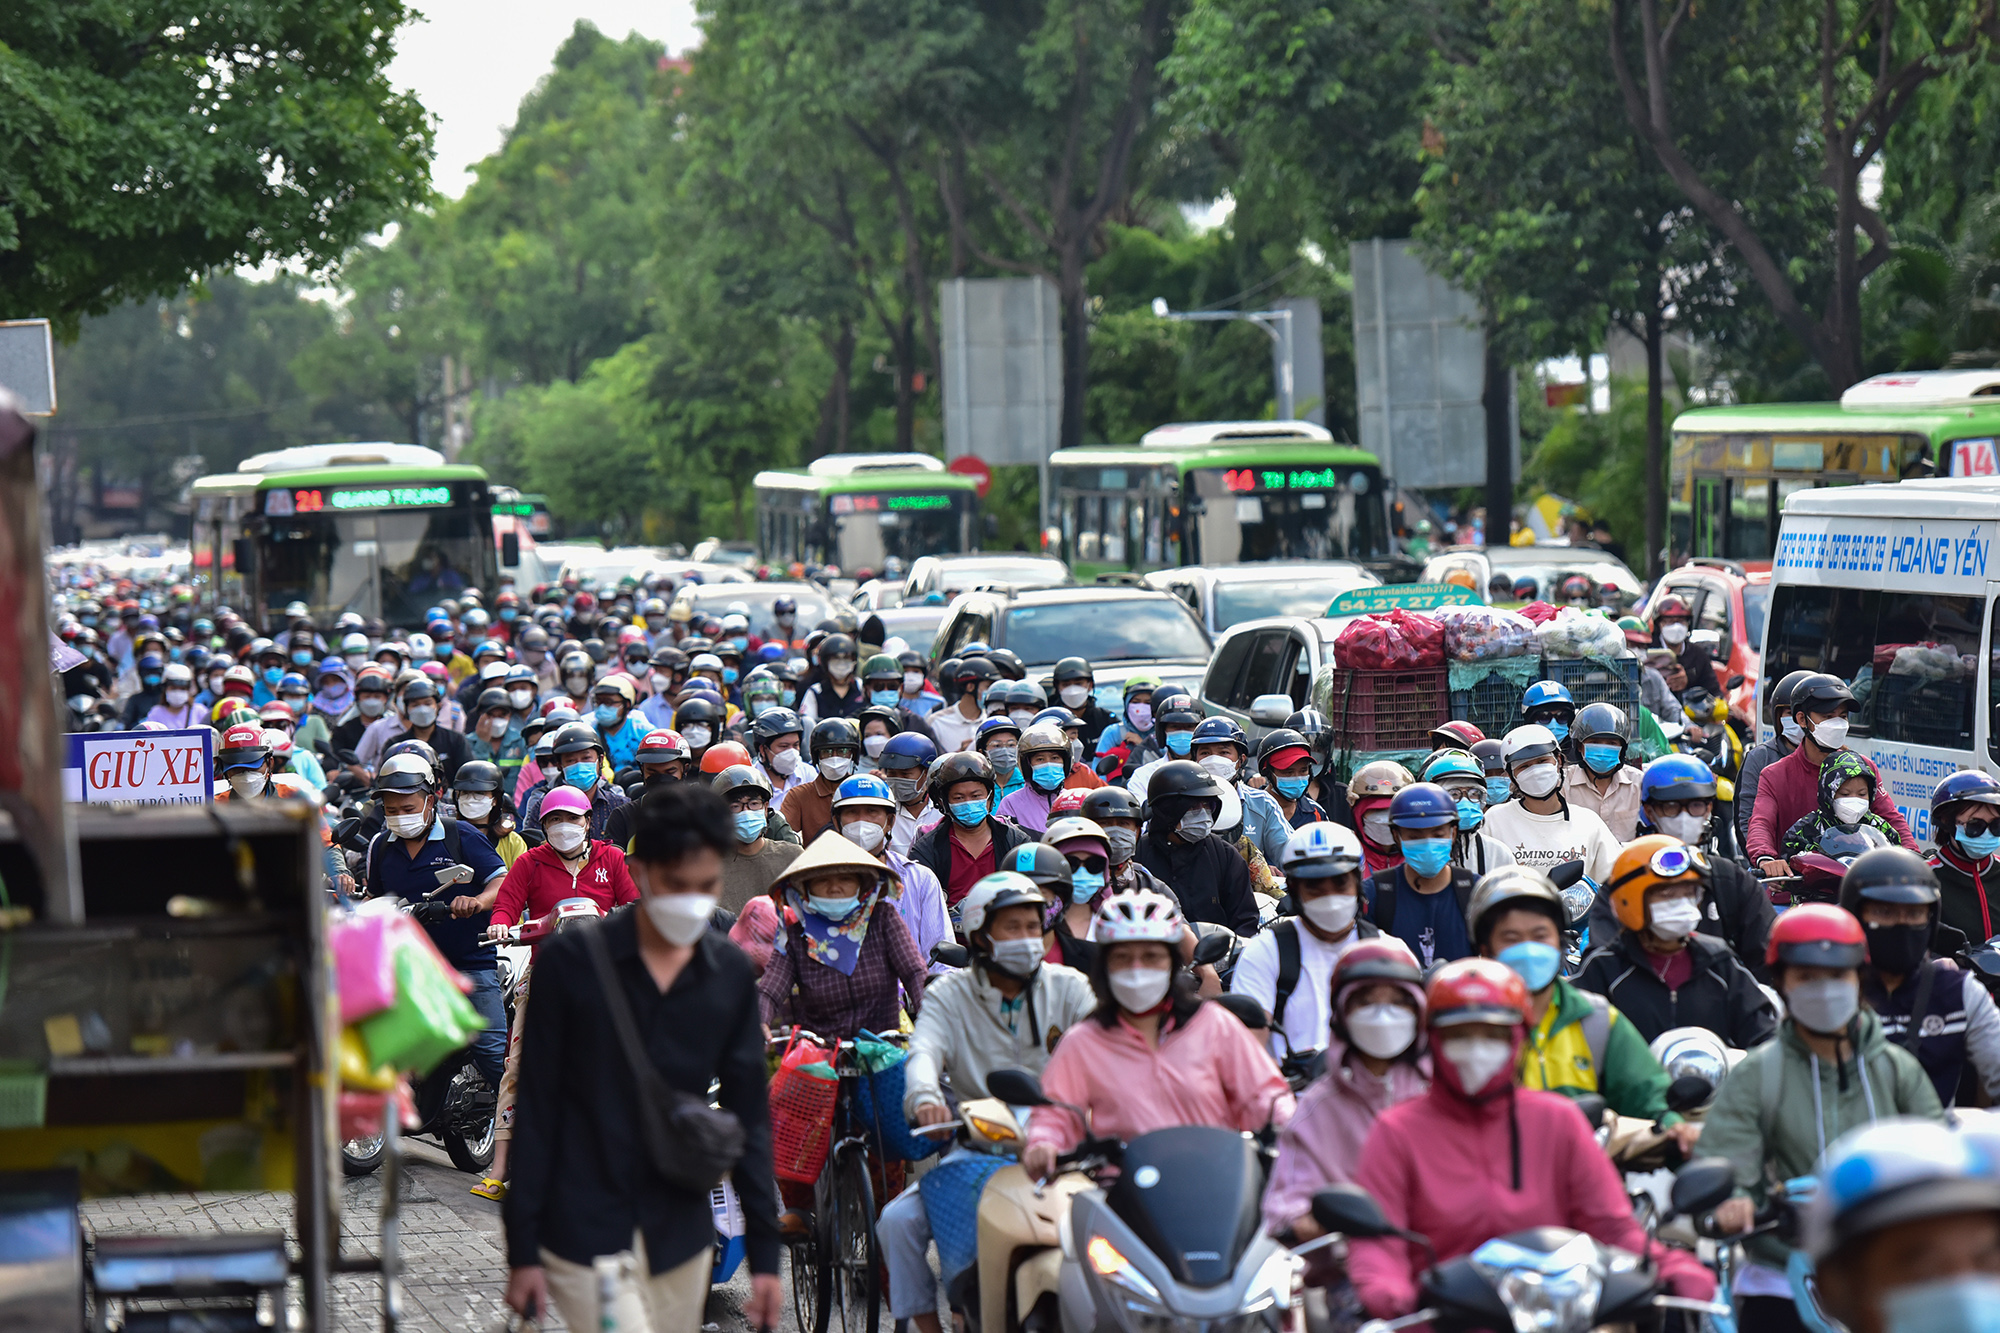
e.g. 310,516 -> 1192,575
541,786 -> 592,819
262,727 -> 295,757
618,625 -> 648,646
419,660 -> 450,683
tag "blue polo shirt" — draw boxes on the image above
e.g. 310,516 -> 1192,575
367,817 -> 506,972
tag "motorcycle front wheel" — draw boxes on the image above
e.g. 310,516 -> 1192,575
342,1133 -> 386,1177
443,1069 -> 497,1174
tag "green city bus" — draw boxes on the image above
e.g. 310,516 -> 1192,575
1671,369 -> 2000,562
754,453 -> 981,572
189,443 -> 499,631
1047,421 -> 1393,580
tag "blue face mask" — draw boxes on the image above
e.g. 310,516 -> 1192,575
808,895 -> 861,921
870,689 -> 899,708
1456,798 -> 1485,830
950,798 -> 989,828
1165,732 -> 1193,757
1486,778 -> 1513,805
1031,762 -> 1066,792
750,699 -> 775,717
1275,776 -> 1310,800
142,674 -> 162,689
291,650 -> 313,666
1546,720 -> 1570,742
1400,837 -> 1453,878
1582,743 -> 1622,775
732,810 -> 766,844
594,703 -> 622,727
1498,940 -> 1562,994
563,761 -> 598,790
1961,829 -> 2000,859
782,689 -> 797,707
436,644 -> 454,661
1070,867 -> 1105,903
261,666 -> 284,686
500,608 -> 518,622
731,636 -> 749,651
722,667 -> 739,685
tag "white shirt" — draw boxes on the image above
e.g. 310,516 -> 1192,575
755,758 -> 811,805
891,803 -> 940,858
1232,921 -> 1364,1058
1481,799 -> 1621,885
1458,831 -> 1518,877
928,705 -> 983,754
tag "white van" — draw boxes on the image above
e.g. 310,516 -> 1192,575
1763,477 -> 2000,845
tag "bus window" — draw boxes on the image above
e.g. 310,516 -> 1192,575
1104,496 -> 1127,564
1729,480 -> 1771,556
1763,584 -> 1981,749
1077,496 -> 1102,563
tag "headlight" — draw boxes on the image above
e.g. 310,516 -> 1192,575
1088,1236 -> 1161,1303
1471,1233 -> 1606,1333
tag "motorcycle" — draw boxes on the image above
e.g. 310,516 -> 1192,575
1761,825 -> 1890,908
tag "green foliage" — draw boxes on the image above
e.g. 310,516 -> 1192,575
1521,382 -> 1676,563
0,2 -> 432,330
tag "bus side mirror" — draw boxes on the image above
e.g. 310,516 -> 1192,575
501,533 -> 520,568
231,538 -> 255,576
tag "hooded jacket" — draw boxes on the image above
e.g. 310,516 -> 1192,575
1746,743 -> 1913,864
902,960 -> 1099,1118
1931,844 -> 2000,945
1699,1011 -> 1943,1268
1585,852 -> 1776,984
1779,748 -> 1903,859
1136,826 -> 1261,935
907,816 -> 1034,907
1573,929 -> 1778,1050
1733,733 -> 1791,852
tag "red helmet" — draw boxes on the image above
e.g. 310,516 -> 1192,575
1766,902 -> 1867,970
1050,788 -> 1089,816
1652,593 -> 1692,621
1429,720 -> 1486,752
1332,938 -> 1423,993
1425,958 -> 1531,1029
699,740 -> 753,774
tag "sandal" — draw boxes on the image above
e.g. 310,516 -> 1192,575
470,1177 -> 507,1201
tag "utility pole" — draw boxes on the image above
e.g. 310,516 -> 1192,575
1151,301 -> 1297,420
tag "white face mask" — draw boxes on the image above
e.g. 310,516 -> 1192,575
1787,977 -> 1860,1034
1660,622 -> 1689,645
1177,808 -> 1214,840
902,672 -> 925,693
1813,716 -> 1851,749
1649,897 -> 1702,939
644,892 -> 715,946
1657,811 -> 1707,844
1514,762 -> 1561,799
358,696 -> 387,717
769,748 -> 800,776
1059,684 -> 1091,709
406,704 -> 437,729
1108,966 -> 1170,1013
509,688 -> 536,710
841,820 -> 886,852
1833,795 -> 1871,825
458,795 -> 494,821
228,771 -> 267,799
1345,1003 -> 1417,1060
818,755 -> 854,783
988,937 -> 1044,979
863,735 -> 889,759
1780,715 -> 1805,745
546,821 -> 587,855
1361,811 -> 1393,845
1197,755 -> 1237,781
681,725 -> 712,750
1008,709 -> 1037,728
828,659 -> 855,681
1439,1035 -> 1514,1095
1301,892 -> 1359,935
164,688 -> 189,707
386,811 -> 430,840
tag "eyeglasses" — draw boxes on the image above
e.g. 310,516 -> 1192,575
1960,817 -> 2000,839
1648,798 -> 1714,818
727,797 -> 768,814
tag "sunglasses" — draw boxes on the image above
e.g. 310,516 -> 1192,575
1066,854 -> 1108,876
1961,817 -> 2000,839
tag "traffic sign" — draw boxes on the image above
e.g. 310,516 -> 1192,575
947,454 -> 993,499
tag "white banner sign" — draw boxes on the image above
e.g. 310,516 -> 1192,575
62,728 -> 214,805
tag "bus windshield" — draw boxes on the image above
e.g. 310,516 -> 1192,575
261,507 -> 491,627
1185,465 -> 1387,562
822,493 -> 968,568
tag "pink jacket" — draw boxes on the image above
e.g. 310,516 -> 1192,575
1026,1001 -> 1295,1152
1347,1085 -> 1715,1318
1261,1049 -> 1428,1233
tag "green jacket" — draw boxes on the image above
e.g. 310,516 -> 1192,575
1519,978 -> 1677,1124
1701,1011 -> 1943,1268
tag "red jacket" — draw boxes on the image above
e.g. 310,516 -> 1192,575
490,840 -> 639,933
1347,1083 -> 1714,1318
1745,744 -> 1913,864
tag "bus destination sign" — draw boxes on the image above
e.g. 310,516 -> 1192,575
268,484 -> 455,516
1220,466 -> 1359,494
830,492 -> 954,515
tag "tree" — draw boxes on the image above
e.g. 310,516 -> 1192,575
0,2 -> 431,330
1608,0 -> 2000,392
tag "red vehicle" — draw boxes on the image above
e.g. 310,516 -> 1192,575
1642,558 -> 1769,720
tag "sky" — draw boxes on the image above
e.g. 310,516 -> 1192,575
387,0 -> 703,197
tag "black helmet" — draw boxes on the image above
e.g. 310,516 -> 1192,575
935,656 -> 965,698
475,687 -> 510,716
1470,737 -> 1507,777
1285,706 -> 1333,770
1147,759 -> 1221,804
373,750 -> 437,796
987,647 -> 1026,679
927,750 -> 995,809
1793,673 -> 1856,713
1002,841 -> 1073,896
1839,846 -> 1941,918
751,706 -> 805,745
673,697 -> 723,730
453,759 -> 503,792
549,721 -> 603,759
858,704 -> 902,736
954,656 -> 999,685
400,676 -> 438,702
1255,728 -> 1313,773
1573,701 -> 1631,744
818,632 -> 857,662
1152,689 -> 1201,746
810,716 -> 861,759
1081,786 -> 1141,823
1768,669 -> 1816,725
383,737 -> 439,773
1052,656 -> 1092,684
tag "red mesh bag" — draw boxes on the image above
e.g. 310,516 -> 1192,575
768,1031 -> 839,1183
1333,609 -> 1446,669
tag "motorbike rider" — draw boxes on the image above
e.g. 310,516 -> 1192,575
1348,760 -> 1414,878
1703,904 -> 1944,1331
994,722 -> 1074,833
713,764 -> 802,914
1257,729 -> 1327,829
860,653 -> 938,745
1362,783 -> 1478,966
1561,701 -> 1640,839
1235,822 -> 1377,1062
798,631 -> 864,722
908,751 -> 1033,909
1189,716 -> 1290,873
141,660 -> 199,729
756,831 -> 927,1038
468,686 -> 528,782
971,715 -> 1026,804
831,774 -> 950,970
450,760 -> 533,866
1344,957 -> 1716,1319
1782,747 -> 1905,862
1481,724 -> 1621,884
1842,846 -> 2000,1108
1651,592 -> 1721,695
1136,760 -> 1262,935
1575,834 -> 1776,1049
1469,867 -> 1693,1138
1077,787 -> 1170,898
1019,889 -> 1294,1181
747,705 -> 809,803
1735,668 -> 1815,852
928,656 -> 992,755
777,716 -> 862,841
1931,769 -> 2000,946
1122,688 -> 1202,804
1518,680 -> 1577,755
888,872 -> 1098,1333
1090,674 -> 1162,783
1051,656 -> 1115,746
1750,673 -> 1914,878
382,675 -> 472,786
876,732 -> 940,856
1806,1118 -> 2000,1333
1418,749 -> 1517,876
523,723 -> 628,838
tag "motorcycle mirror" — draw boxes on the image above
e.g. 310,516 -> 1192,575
1664,1074 -> 1714,1114
1212,993 -> 1268,1031
332,817 -> 363,850
1309,1185 -> 1396,1239
1570,1093 -> 1609,1131
1191,930 -> 1233,967
930,941 -> 969,969
985,1068 -> 1050,1107
1669,1157 -> 1738,1221
1546,860 -> 1587,889
1726,674 -> 1745,691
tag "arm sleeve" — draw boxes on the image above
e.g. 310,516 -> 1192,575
1585,817 -> 1621,886
1871,778 -> 1916,845
902,982 -> 953,1116
1220,850 -> 1261,935
719,960 -> 783,1275
1559,1108 -> 1717,1300
1347,1121 -> 1421,1318
1023,1037 -> 1092,1153
501,938 -> 573,1268
1735,748 -> 1770,852
1261,1096 -> 1343,1232
758,931 -> 797,1027
1700,1047 -> 1777,1197
1962,976 -> 2000,1100
1746,767 -> 1787,863
1782,812 -> 1820,858
1220,1012 -> 1296,1131
490,861 -> 529,928
879,902 -> 927,1017
607,851 -> 639,908
1727,863 -> 1777,983
1727,959 -> 1780,1050
1600,1010 -> 1673,1122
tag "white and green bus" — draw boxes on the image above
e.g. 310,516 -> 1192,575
754,453 -> 981,573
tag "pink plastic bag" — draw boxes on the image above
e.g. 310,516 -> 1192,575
329,910 -> 398,1024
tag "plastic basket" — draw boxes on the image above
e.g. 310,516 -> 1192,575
920,1153 -> 1010,1279
1321,668 -> 1449,752
854,1056 -> 945,1163
1448,669 -> 1529,737
768,1037 -> 839,1184
1541,656 -> 1641,715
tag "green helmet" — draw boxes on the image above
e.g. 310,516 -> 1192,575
862,653 -> 901,682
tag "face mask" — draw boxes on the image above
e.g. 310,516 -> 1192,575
1657,810 -> 1706,843
1833,795 -> 1871,825
1439,1035 -> 1514,1096
1813,716 -> 1850,749
345,654 -> 368,672
988,937 -> 1044,979
1882,1273 -> 2000,1333
262,666 -> 284,686
386,811 -> 430,840
818,755 -> 854,783
1544,720 -> 1570,743
359,696 -> 387,717
1455,797 -> 1484,830
894,672 -> 920,694
749,698 -> 778,717
1126,702 -> 1152,732
546,822 -> 587,855
563,761 -> 598,789
1780,715 -> 1805,744
1514,763 -> 1560,799
593,703 -> 621,727
809,894 -> 861,921
1361,811 -> 1393,846
406,704 -> 437,729
1030,762 -> 1065,792
1177,807 -> 1215,840
1582,743 -> 1622,775
1002,710 -> 1034,730
760,748 -> 797,778
828,659 -> 855,681
732,810 -> 767,844
501,608 -> 518,623
863,735 -> 890,760
1485,777 -> 1512,805
509,688 -> 535,710
565,675 -> 590,695
1865,921 -> 1931,976
1649,897 -> 1702,940
1104,827 -> 1138,863
841,820 -> 885,852
1660,622 -> 1689,645
227,771 -> 268,799
1267,776 -> 1308,802
165,688 -> 189,707
722,667 -> 739,686
1787,976 -> 1860,1034
1197,755 -> 1237,781
1346,1003 -> 1418,1060
1069,867 -> 1105,903
985,746 -> 1018,775
539,763 -> 561,782
1302,892 -> 1359,934
291,650 -> 313,666
1399,837 -> 1453,878
1058,684 -> 1090,709
782,689 -> 798,706
870,689 -> 899,708
1109,966 -> 1170,1013
1496,939 -> 1561,993
142,674 -> 163,689
950,798 -> 989,827
887,774 -> 923,804
1960,828 -> 2000,859
458,795 -> 494,821
1165,732 -> 1193,757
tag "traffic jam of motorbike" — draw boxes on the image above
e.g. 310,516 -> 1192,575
46,550 -> 2000,1333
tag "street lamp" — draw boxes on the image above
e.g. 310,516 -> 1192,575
1150,299 -> 1296,420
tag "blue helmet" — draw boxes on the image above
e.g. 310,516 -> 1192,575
1520,680 -> 1574,717
1387,782 -> 1458,829
975,715 -> 1022,744
1190,716 -> 1248,753
1032,706 -> 1078,730
278,671 -> 310,693
1932,769 -> 2000,832
1421,750 -> 1484,784
832,773 -> 897,813
1802,1119 -> 2000,1261
1639,753 -> 1718,804
877,731 -> 939,773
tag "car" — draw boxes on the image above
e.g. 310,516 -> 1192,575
928,586 -> 1212,698
847,578 -> 906,611
1143,561 -> 1381,636
902,554 -> 1071,602
858,604 -> 948,651
668,580 -> 847,635
689,538 -> 759,568
1639,557 -> 1767,718
1196,615 -> 1351,743
628,559 -> 755,589
1420,544 -> 1643,608
555,546 -> 672,591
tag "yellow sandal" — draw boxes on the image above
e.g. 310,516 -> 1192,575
470,1177 -> 507,1201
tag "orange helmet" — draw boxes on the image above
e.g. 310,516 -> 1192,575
699,740 -> 753,775
1606,834 -> 1709,933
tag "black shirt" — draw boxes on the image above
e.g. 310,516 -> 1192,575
504,912 -> 780,1276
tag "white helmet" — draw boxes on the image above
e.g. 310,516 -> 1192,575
1281,821 -> 1362,878
1501,724 -> 1561,767
406,631 -> 434,661
1094,889 -> 1183,945
959,871 -> 1046,937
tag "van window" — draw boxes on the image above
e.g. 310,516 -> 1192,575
1764,585 -> 1982,750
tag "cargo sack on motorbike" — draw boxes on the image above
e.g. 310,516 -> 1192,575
354,924 -> 484,1075
1332,609 -> 1446,670
852,1030 -> 945,1163
329,908 -> 400,1024
769,1029 -> 840,1183
1534,607 -> 1631,660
